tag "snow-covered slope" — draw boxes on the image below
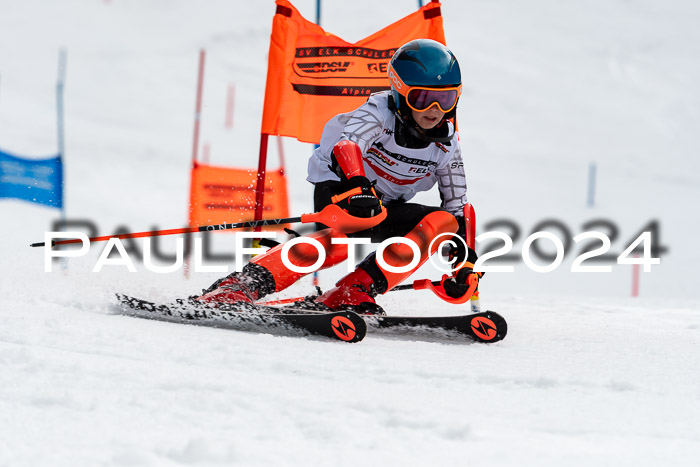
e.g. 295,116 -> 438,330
0,1 -> 698,465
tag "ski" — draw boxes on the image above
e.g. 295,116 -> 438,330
115,294 -> 366,343
115,294 -> 506,344
363,311 -> 507,343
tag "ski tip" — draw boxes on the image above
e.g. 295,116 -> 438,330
326,311 -> 366,343
470,311 -> 507,343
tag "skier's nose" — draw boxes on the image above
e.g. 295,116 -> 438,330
425,106 -> 444,119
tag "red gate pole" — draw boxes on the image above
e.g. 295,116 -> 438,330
253,133 -> 270,232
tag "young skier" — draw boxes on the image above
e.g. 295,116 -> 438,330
198,39 -> 482,313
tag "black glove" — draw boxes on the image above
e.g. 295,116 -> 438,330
331,176 -> 382,219
443,247 -> 484,299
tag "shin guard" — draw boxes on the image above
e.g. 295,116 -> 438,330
371,210 -> 459,293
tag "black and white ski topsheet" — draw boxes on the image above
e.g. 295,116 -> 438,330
115,294 -> 507,344
365,311 -> 507,343
115,294 -> 365,343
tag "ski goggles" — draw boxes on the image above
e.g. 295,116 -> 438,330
405,86 -> 461,113
388,67 -> 462,113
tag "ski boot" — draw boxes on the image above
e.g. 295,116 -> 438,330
197,263 -> 275,305
314,267 -> 386,315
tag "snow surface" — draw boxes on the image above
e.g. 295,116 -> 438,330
1,0 -> 699,465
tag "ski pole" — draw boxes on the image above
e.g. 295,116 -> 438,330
30,204 -> 387,248
390,276 -> 478,305
390,281 -> 440,291
260,278 -> 466,307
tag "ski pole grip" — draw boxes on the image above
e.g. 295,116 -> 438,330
414,274 -> 478,305
411,279 -> 435,290
300,204 -> 386,234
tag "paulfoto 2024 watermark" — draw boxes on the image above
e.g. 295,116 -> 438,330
42,226 -> 662,274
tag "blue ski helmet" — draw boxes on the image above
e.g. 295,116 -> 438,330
387,39 -> 462,120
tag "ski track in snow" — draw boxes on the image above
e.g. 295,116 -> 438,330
1,283 -> 698,466
1,0 -> 699,465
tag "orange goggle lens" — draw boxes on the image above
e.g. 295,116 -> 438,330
406,86 -> 461,113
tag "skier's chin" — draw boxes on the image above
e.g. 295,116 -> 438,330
417,118 -> 440,130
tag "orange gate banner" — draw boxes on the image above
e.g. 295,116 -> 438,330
189,161 -> 290,230
261,0 -> 446,144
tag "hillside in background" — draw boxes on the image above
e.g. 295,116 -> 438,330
1,0 -> 697,299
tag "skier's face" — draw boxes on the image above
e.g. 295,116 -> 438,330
412,107 -> 445,130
